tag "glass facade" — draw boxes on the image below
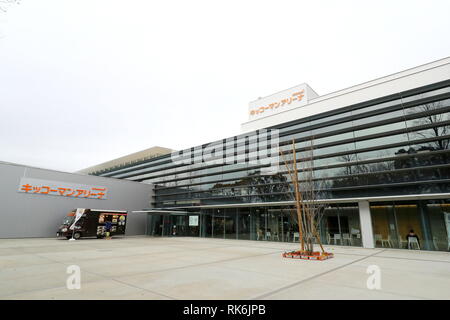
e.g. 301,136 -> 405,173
145,204 -> 363,247
90,80 -> 450,251
370,200 -> 450,251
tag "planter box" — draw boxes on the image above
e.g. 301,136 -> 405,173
282,250 -> 334,261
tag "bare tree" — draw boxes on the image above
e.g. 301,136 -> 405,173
0,0 -> 20,13
280,139 -> 326,255
408,101 -> 450,150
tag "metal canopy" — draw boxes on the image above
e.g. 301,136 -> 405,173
132,209 -> 190,215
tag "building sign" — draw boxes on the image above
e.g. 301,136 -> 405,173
18,178 -> 108,200
189,215 -> 199,226
248,83 -> 318,121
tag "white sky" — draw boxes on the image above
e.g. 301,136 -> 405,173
1,0 -> 449,172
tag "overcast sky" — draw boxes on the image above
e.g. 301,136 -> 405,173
1,0 -> 449,173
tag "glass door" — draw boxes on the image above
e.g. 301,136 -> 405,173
162,214 -> 172,236
212,209 -> 225,238
323,204 -> 361,246
147,214 -> 163,236
237,208 -> 252,240
254,208 -> 266,241
224,208 -> 237,239
200,209 -> 213,238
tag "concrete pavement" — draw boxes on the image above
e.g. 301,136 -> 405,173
0,236 -> 449,300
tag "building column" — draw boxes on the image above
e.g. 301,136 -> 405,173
235,208 -> 239,240
358,200 -> 375,249
418,201 -> 432,251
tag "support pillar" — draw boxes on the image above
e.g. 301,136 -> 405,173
358,200 -> 375,249
418,201 -> 432,251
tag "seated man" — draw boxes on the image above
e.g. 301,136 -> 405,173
406,229 -> 420,249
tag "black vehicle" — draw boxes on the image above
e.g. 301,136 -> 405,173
57,208 -> 128,239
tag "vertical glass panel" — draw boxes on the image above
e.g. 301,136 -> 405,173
394,203 -> 423,249
266,208 -> 282,241
201,210 -> 213,238
279,209 -> 289,242
162,215 -> 172,237
340,204 -> 362,247
323,206 -> 340,245
254,208 -> 266,241
237,208 -> 252,240
171,215 -> 187,236
370,204 -> 399,248
148,214 -> 163,236
323,204 -> 361,246
283,208 -> 298,243
212,210 -> 225,239
224,208 -> 237,239
427,201 -> 450,252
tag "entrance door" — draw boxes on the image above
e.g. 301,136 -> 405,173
147,213 -> 192,237
169,215 -> 191,236
224,209 -> 237,239
212,212 -> 224,238
147,214 -> 163,236
323,204 -> 360,246
162,215 -> 172,236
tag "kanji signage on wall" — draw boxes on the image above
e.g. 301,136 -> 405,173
248,83 -> 318,121
18,177 -> 108,200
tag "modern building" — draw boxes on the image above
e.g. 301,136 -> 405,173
77,146 -> 173,175
86,57 -> 450,251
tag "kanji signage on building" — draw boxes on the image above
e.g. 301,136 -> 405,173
248,83 -> 318,121
18,178 -> 108,200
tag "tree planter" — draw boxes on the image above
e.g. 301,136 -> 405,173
282,250 -> 334,261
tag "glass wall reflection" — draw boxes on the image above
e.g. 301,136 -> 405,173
146,200 -> 450,252
427,202 -> 450,251
321,204 -> 362,246
370,200 -> 450,251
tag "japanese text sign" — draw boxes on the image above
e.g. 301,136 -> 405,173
18,178 -> 108,200
248,84 -> 311,120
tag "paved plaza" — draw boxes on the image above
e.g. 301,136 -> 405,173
0,236 -> 449,300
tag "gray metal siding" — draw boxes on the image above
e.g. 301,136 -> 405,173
0,162 -> 153,238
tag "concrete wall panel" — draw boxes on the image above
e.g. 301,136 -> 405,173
0,162 -> 153,238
